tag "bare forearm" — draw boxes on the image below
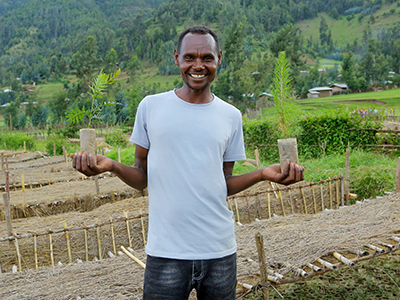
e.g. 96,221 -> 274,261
226,169 -> 263,196
110,161 -> 147,191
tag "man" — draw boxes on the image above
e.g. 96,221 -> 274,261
71,25 -> 304,300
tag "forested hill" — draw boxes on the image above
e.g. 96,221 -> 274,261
1,0 -> 400,114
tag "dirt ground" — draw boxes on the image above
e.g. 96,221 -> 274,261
0,151 -> 399,299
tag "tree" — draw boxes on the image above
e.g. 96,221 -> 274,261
104,48 -> 118,74
126,56 -> 141,83
70,36 -> 99,86
341,52 -> 358,90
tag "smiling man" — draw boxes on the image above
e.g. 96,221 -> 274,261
71,25 -> 304,300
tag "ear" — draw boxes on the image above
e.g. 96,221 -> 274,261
217,50 -> 222,66
174,49 -> 179,66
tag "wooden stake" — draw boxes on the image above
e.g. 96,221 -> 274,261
335,176 -> 340,209
110,217 -> 116,255
396,157 -> 400,192
124,211 -> 132,248
345,148 -> 350,195
234,198 -> 240,224
3,193 -> 13,239
111,190 -> 115,202
227,198 -> 233,212
118,147 -> 121,163
1,152 -> 4,171
29,181 -> 32,189
53,143 -> 56,156
34,234 -> 38,269
278,190 -> 285,217
14,237 -> 22,272
96,219 -> 102,260
312,185 -> 317,214
84,228 -> 89,261
320,181 -> 325,211
328,177 -> 333,209
62,145 -> 67,166
267,191 -> 271,218
340,175 -> 345,206
255,232 -> 269,299
94,175 -> 100,194
21,174 -> 25,192
140,210 -> 147,247
64,222 -> 72,263
4,142 -> 7,150
300,187 -> 308,214
43,145 -> 45,153
23,141 -> 26,153
49,231 -> 54,267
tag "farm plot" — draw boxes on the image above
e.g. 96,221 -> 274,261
1,151 -> 400,299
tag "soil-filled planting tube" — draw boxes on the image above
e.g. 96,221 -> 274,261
80,129 -> 97,166
277,138 -> 299,172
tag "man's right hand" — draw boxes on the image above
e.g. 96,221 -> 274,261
70,152 -> 113,177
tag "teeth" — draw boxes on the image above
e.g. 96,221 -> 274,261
191,74 -> 205,78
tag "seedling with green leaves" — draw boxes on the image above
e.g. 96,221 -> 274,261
67,69 -> 121,127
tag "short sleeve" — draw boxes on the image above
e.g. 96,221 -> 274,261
223,111 -> 246,162
129,98 -> 150,149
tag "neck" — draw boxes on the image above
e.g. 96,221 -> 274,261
175,84 -> 213,104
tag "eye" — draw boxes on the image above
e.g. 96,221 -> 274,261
204,56 -> 214,61
184,55 -> 194,61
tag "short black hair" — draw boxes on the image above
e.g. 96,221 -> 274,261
177,25 -> 219,54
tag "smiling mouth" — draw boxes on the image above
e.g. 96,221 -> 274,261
190,74 -> 206,79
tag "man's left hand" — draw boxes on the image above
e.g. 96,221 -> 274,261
261,161 -> 304,186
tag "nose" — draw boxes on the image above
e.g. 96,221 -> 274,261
193,58 -> 204,70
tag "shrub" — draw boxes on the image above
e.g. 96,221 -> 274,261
0,133 -> 33,151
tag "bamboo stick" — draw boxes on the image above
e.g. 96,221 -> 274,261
84,228 -> 89,262
53,143 -> 56,156
234,198 -> 240,224
267,191 -> 271,218
23,141 -> 26,153
320,181 -> 325,211
14,237 -> 22,271
118,147 -> 121,163
300,187 -> 308,214
21,174 -> 25,192
140,210 -> 147,247
110,216 -> 116,255
121,246 -> 146,268
96,220 -> 102,260
317,258 -> 338,270
367,244 -> 385,253
345,148 -> 350,196
335,176 -> 340,209
278,190 -> 285,217
34,234 -> 38,269
289,189 -> 294,214
124,212 -> 132,248
1,152 -> 4,171
49,231 -> 54,267
307,263 -> 322,272
311,185 -> 317,214
227,198 -> 233,213
328,178 -> 333,209
64,222 -> 72,263
333,252 -> 354,266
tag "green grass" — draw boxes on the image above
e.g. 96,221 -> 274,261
294,88 -> 400,113
318,58 -> 341,70
36,82 -> 64,101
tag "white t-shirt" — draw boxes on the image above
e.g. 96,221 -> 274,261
130,90 -> 246,260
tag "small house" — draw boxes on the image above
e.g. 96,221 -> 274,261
307,87 -> 333,98
330,83 -> 348,94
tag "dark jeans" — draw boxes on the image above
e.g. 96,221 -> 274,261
143,253 -> 237,300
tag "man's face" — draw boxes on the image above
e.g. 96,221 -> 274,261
174,33 -> 222,92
